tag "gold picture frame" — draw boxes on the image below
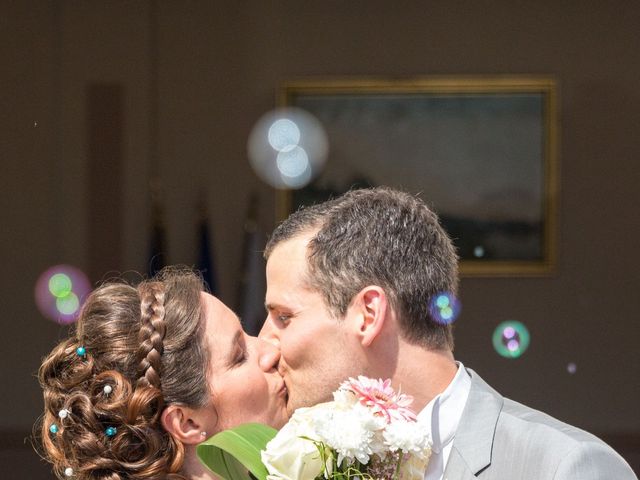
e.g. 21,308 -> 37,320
276,76 -> 558,277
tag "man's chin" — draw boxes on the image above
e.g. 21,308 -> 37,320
286,404 -> 295,418
285,395 -> 304,417
286,384 -> 337,414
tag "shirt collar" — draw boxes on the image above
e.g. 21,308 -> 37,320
417,362 -> 471,454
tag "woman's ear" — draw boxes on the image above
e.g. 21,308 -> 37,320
161,404 -> 217,445
352,286 -> 388,347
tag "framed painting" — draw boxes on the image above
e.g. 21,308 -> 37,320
276,77 -> 558,276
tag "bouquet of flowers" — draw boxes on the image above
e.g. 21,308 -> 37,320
197,376 -> 431,480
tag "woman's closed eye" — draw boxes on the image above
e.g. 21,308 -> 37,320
234,349 -> 247,366
231,337 -> 248,367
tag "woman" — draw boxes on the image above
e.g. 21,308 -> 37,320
36,267 -> 288,480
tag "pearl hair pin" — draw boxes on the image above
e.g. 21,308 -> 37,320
64,467 -> 74,477
103,385 -> 113,395
58,409 -> 70,420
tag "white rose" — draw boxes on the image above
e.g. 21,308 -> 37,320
261,405 -> 333,480
261,426 -> 323,480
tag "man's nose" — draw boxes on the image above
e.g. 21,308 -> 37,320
258,316 -> 280,348
257,336 -> 281,372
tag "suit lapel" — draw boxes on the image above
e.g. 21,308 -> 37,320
443,369 -> 503,477
442,447 -> 477,480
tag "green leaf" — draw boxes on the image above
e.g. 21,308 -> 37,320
197,423 -> 278,480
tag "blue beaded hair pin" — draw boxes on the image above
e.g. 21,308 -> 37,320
105,426 -> 117,437
49,423 -> 59,434
76,346 -> 86,357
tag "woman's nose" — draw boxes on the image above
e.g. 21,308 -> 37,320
257,336 -> 281,372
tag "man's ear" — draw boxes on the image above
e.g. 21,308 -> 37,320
351,286 -> 388,347
161,404 -> 216,445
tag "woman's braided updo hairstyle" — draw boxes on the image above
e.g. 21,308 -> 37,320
36,268 -> 211,480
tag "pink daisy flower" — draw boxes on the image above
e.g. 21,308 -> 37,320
341,376 -> 417,423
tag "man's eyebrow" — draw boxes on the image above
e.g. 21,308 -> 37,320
266,302 -> 293,314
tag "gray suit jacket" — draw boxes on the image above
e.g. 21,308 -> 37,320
443,369 -> 637,479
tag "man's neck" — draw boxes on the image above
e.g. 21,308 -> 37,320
386,342 -> 458,413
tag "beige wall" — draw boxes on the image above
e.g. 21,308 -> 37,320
2,1 -> 639,477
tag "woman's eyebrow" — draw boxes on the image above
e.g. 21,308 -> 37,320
225,329 -> 243,362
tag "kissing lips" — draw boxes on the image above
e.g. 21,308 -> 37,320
278,381 -> 288,399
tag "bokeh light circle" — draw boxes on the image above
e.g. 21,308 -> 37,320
492,320 -> 530,358
35,265 -> 91,324
276,146 -> 310,178
48,273 -> 73,298
428,291 -> 461,325
248,107 -> 328,189
56,292 -> 80,315
268,118 -> 301,153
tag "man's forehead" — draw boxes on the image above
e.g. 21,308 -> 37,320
271,230 -> 316,258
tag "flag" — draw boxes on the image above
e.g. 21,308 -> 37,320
197,196 -> 219,296
237,194 -> 267,336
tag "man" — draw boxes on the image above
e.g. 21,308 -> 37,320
260,187 -> 636,479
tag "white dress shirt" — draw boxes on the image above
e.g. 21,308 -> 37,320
418,362 -> 471,480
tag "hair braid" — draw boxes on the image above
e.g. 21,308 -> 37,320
136,283 -> 166,390
36,268 -> 210,480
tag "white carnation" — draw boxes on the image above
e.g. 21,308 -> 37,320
383,419 -> 431,454
315,402 -> 381,466
332,388 -> 357,407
